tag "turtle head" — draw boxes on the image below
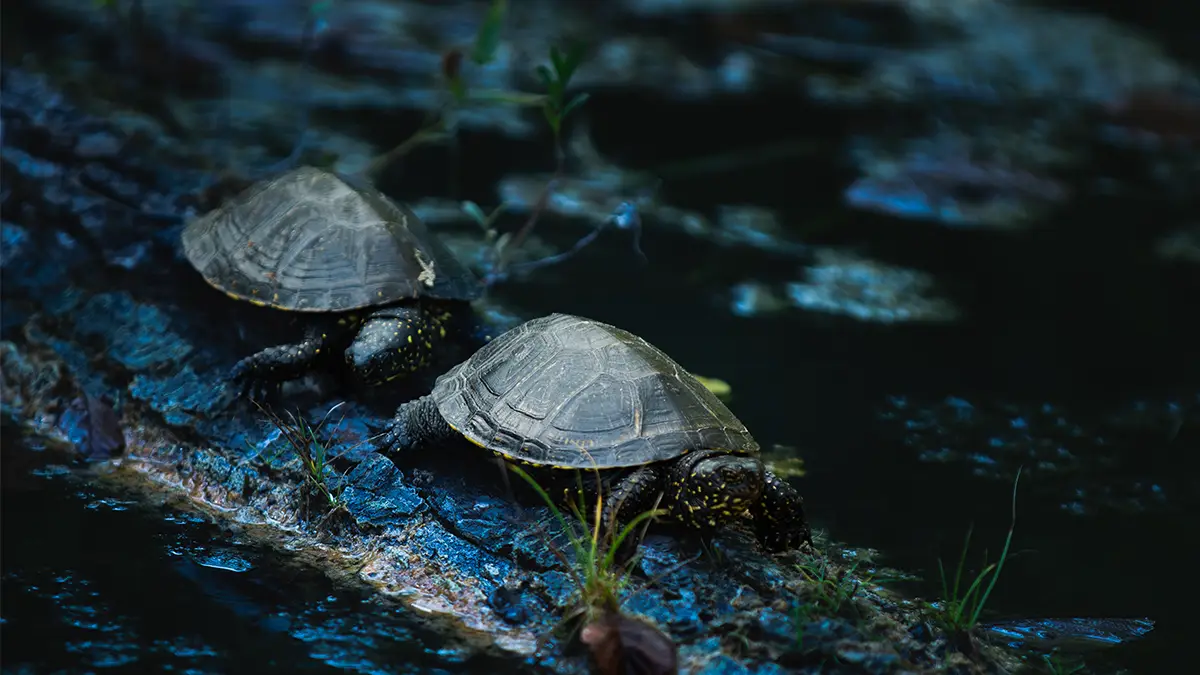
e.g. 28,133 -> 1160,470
671,451 -> 765,529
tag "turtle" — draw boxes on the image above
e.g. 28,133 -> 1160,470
180,165 -> 485,396
375,313 -> 812,553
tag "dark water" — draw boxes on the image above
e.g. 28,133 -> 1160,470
0,428 -> 535,675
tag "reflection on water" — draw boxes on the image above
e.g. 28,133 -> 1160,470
0,432 -> 535,675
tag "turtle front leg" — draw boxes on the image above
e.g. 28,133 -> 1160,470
600,466 -> 666,558
376,394 -> 458,456
229,334 -> 334,400
750,470 -> 813,553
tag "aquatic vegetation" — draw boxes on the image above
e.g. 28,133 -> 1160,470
931,469 -> 1021,645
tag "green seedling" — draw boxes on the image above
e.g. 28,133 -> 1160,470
934,468 -> 1022,638
488,42 -> 591,278
461,199 -> 517,260
536,43 -> 591,144
470,0 -> 506,67
506,464 -> 665,628
462,200 -> 511,236
362,0 -> 594,283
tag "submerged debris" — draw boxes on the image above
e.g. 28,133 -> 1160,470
729,248 -> 959,323
788,249 -> 959,323
878,394 -> 1198,514
983,616 -> 1156,653
844,129 -> 1072,230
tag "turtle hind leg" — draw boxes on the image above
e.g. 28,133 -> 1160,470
750,470 -> 813,553
599,466 -> 666,561
229,335 -> 331,400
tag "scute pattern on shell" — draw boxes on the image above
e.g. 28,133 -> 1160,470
432,313 -> 759,468
181,166 -> 482,312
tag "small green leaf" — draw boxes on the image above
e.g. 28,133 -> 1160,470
471,0 -> 506,66
536,64 -> 555,88
560,92 -> 590,120
549,45 -> 565,77
557,42 -> 587,84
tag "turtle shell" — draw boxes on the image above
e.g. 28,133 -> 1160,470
431,313 -> 759,468
181,166 -> 482,312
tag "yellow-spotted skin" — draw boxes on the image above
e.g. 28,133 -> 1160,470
228,301 -> 475,398
375,314 -> 814,555
344,305 -> 455,386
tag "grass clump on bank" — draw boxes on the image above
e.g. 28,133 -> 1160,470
505,465 -> 679,674
254,401 -> 350,527
931,468 -> 1022,652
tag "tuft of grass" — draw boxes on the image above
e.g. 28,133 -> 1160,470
796,559 -> 868,617
791,557 -> 899,650
934,467 -> 1022,636
506,464 -> 665,628
254,401 -> 350,524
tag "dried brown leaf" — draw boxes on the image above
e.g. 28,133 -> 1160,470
77,392 -> 126,460
581,611 -> 678,675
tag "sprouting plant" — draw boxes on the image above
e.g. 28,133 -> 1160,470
505,464 -> 665,629
489,41 -> 592,279
461,199 -> 514,256
366,0 -> 567,182
254,401 -> 351,522
796,559 -> 869,617
933,467 -> 1022,636
536,44 -> 591,150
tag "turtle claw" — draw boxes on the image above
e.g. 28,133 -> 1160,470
375,416 -> 406,453
227,358 -> 283,406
